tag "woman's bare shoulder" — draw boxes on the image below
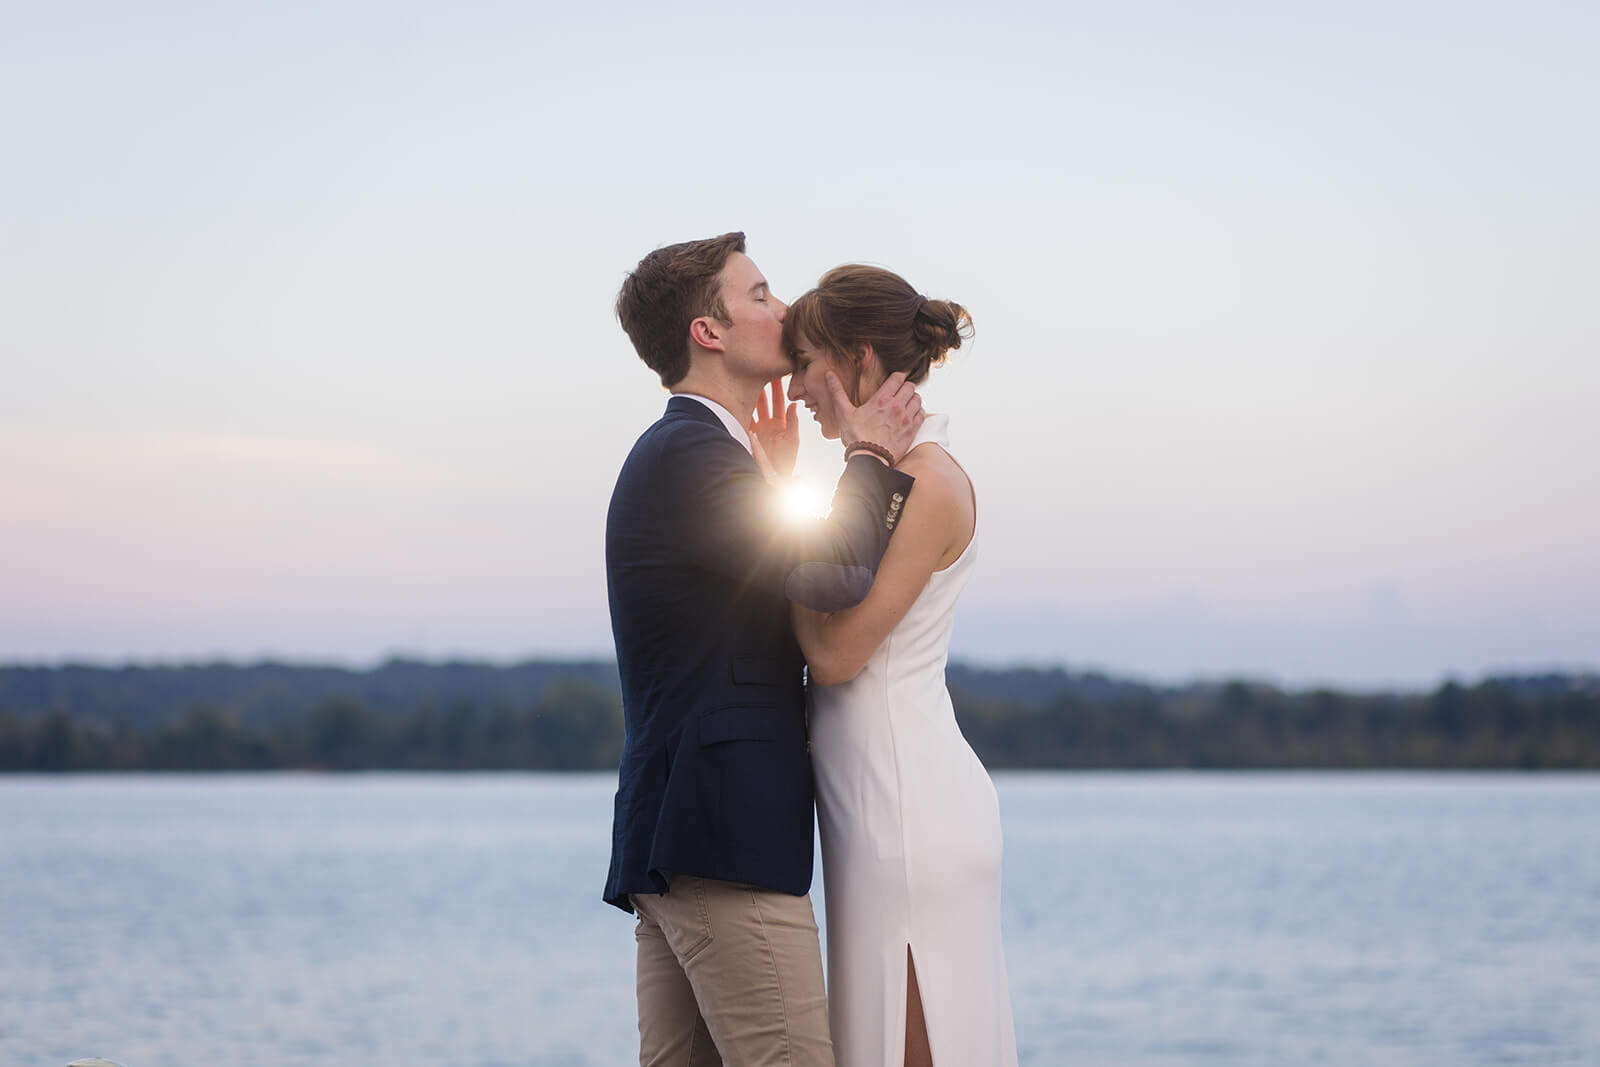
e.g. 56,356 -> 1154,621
898,441 -> 973,503
896,443 -> 975,571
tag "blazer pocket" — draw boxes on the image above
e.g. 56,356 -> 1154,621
699,707 -> 780,745
732,658 -> 788,687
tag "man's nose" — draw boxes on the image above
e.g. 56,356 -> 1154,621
775,296 -> 789,319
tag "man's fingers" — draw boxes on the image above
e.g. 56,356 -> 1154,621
883,371 -> 911,400
824,371 -> 855,412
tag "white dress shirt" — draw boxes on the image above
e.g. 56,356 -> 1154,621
675,393 -> 752,455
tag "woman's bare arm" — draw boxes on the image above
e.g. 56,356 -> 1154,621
793,446 -> 973,684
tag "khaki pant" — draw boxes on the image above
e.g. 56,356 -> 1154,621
632,876 -> 834,1067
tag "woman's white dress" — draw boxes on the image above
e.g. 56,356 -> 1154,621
810,414 -> 1019,1067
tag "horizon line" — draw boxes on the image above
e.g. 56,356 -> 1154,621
2,653 -> 1596,697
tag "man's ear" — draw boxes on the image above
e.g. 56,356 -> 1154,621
689,316 -> 725,352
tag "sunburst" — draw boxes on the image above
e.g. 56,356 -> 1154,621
776,480 -> 827,522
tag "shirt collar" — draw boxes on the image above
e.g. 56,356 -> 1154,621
673,393 -> 752,454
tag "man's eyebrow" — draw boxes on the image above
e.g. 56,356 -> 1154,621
749,280 -> 769,294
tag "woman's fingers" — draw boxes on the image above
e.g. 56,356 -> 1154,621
750,432 -> 777,481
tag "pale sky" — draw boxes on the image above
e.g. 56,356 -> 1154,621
3,0 -> 1596,688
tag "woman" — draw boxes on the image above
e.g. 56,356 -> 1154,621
755,264 -> 1019,1067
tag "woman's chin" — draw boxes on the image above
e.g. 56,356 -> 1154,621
810,411 -> 841,440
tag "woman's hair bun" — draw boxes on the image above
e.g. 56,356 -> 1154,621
912,297 -> 974,367
785,264 -> 973,385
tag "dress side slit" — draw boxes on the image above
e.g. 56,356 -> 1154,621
905,943 -> 934,1067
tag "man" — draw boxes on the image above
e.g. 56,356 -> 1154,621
605,232 -> 924,1067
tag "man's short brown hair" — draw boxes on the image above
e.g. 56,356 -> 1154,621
615,232 -> 746,387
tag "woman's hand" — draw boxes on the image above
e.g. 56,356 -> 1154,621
749,378 -> 799,481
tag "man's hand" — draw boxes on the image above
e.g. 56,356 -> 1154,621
748,378 -> 799,480
826,370 -> 925,464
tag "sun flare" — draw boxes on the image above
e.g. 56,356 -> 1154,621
776,480 -> 828,522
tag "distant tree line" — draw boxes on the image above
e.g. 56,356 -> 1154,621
954,679 -> 1600,770
0,661 -> 1596,771
0,679 -> 624,772
0,658 -> 621,731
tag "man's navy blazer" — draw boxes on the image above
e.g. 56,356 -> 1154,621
603,396 -> 914,912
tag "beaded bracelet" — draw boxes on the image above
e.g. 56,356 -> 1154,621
845,441 -> 896,466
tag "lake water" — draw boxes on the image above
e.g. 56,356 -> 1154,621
2,773 -> 1598,1067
